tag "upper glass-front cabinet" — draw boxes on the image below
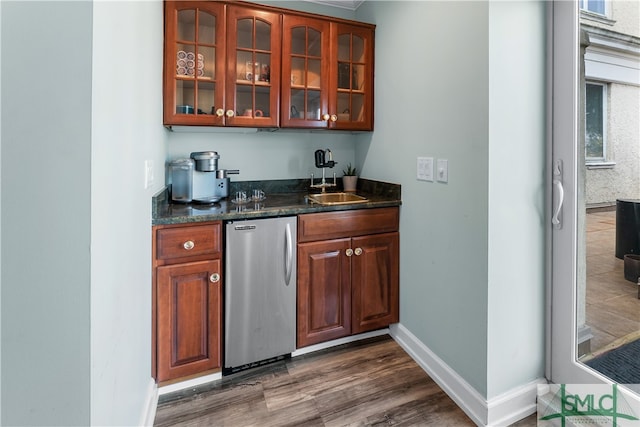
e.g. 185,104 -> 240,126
281,18 -> 374,130
281,16 -> 330,128
225,6 -> 281,127
164,2 -> 280,127
329,23 -> 373,131
164,2 -> 225,126
163,1 -> 373,130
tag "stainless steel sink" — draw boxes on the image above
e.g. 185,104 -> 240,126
307,192 -> 369,205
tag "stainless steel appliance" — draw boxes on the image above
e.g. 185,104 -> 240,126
169,158 -> 194,203
190,151 -> 239,203
224,217 -> 297,371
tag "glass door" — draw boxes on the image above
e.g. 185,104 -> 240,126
329,23 -> 373,131
225,6 -> 280,128
549,0 -> 640,410
164,2 -> 225,126
281,16 -> 330,128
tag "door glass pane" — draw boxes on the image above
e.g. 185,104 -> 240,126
256,53 -> 271,83
197,81 -> 215,115
338,34 -> 350,62
256,20 -> 270,51
337,93 -> 350,119
308,59 -> 321,88
176,43 -> 193,77
177,10 -> 196,41
237,18 -> 253,49
237,52 -> 254,82
198,11 -> 215,44
291,27 -> 306,55
338,62 -> 351,89
236,85 -> 253,117
291,57 -> 305,86
308,28 -> 321,57
576,17 -> 640,393
353,64 -> 364,91
290,89 -> 304,119
306,90 -> 320,120
256,86 -> 270,118
176,80 -> 195,114
198,46 -> 216,79
351,94 -> 364,121
352,35 -> 364,62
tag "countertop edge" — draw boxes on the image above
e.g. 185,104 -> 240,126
152,178 -> 402,226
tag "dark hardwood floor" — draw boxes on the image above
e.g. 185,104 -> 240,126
154,336 -> 481,426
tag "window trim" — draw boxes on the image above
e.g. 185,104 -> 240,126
584,81 -> 608,164
579,0 -> 609,17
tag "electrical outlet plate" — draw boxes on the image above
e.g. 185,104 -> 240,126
437,159 -> 448,183
417,157 -> 434,182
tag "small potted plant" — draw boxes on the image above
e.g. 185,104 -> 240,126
342,163 -> 358,192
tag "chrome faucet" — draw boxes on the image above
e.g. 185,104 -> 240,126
310,149 -> 337,192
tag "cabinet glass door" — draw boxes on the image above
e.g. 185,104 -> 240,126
226,7 -> 280,127
331,24 -> 373,131
281,17 -> 330,128
165,3 -> 225,126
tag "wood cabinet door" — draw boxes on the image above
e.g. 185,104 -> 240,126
297,239 -> 352,347
328,22 -> 374,131
351,232 -> 399,334
157,259 -> 222,382
225,5 -> 281,127
163,1 -> 226,126
281,15 -> 331,128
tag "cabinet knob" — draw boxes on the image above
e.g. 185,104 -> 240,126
330,114 -> 338,122
322,113 -> 330,121
226,110 -> 235,118
183,240 -> 195,250
346,248 -> 354,257
209,273 -> 220,283
354,247 -> 363,256
215,108 -> 225,117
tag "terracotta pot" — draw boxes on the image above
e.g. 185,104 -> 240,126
342,175 -> 358,192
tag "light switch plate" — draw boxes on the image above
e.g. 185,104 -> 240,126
437,159 -> 448,183
417,157 -> 434,182
144,160 -> 155,189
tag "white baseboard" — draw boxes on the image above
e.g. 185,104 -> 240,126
139,378 -> 159,427
389,323 -> 545,427
158,371 -> 223,396
291,328 -> 389,357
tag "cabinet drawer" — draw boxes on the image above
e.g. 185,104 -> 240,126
156,223 -> 222,261
298,207 -> 399,243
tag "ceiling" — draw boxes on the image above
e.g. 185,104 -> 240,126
302,0 -> 365,11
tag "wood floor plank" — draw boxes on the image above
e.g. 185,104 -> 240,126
154,336 -> 475,427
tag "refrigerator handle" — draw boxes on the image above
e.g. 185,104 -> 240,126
284,222 -> 293,286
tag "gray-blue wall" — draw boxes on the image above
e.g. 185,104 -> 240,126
1,2 -> 92,424
355,0 -> 546,399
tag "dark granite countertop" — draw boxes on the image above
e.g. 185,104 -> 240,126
152,178 -> 402,226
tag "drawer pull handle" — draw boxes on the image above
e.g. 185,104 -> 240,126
346,248 -> 354,257
209,273 -> 220,283
183,240 -> 195,250
354,247 -> 363,256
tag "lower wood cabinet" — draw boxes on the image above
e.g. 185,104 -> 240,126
156,260 -> 222,382
152,222 -> 223,383
297,208 -> 400,348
